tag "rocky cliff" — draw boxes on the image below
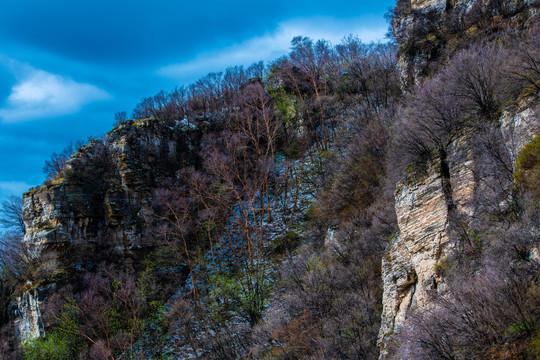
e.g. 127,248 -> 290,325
378,130 -> 474,354
393,0 -> 540,86
379,100 -> 539,359
14,118 -> 199,342
378,0 -> 540,356
9,0 -> 540,356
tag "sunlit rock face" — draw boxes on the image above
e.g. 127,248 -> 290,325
411,0 -> 446,11
18,118 -> 199,341
12,288 -> 45,342
381,2 -> 539,351
501,97 -> 540,167
378,98 -> 539,357
378,131 -> 475,358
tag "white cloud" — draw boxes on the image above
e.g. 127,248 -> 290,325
159,17 -> 388,81
0,65 -> 110,123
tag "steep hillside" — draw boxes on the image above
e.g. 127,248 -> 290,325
0,0 -> 538,359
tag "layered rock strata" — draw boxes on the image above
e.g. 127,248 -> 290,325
16,118 -> 199,341
378,100 -> 539,358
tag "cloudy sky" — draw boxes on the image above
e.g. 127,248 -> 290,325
0,0 -> 394,202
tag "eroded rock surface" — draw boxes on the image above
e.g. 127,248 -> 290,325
18,118 -> 199,341
378,101 -> 539,358
12,289 -> 44,342
378,132 -> 475,357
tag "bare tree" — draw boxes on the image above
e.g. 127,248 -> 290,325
337,39 -> 400,112
132,96 -> 156,120
169,86 -> 189,120
201,130 -> 276,266
43,265 -> 148,359
0,195 -> 24,236
512,25 -> 540,92
152,182 -> 202,303
444,43 -> 517,121
246,61 -> 265,80
395,71 -> 468,172
113,111 -> 127,127
0,196 -> 24,235
227,80 -> 281,159
289,36 -> 336,150
0,325 -> 19,360
0,231 -> 30,282
42,140 -> 84,180
188,72 -> 224,117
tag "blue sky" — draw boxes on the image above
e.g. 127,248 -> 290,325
0,0 -> 395,202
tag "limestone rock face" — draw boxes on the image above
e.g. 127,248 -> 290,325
378,101 -> 539,358
378,132 -> 475,358
12,288 -> 45,342
23,119 -> 198,260
379,6 -> 540,354
411,0 -> 446,11
501,97 -> 540,168
392,0 -> 466,86
18,118 -> 199,341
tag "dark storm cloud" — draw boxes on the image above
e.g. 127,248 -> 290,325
0,0 -> 276,66
0,0 -> 392,65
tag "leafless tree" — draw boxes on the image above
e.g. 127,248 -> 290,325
152,182 -> 203,303
188,72 -> 224,117
113,111 -> 127,127
0,195 -> 24,234
43,265 -> 148,359
337,39 -> 400,112
246,61 -> 264,80
132,96 -> 156,120
201,130 -> 277,266
395,71 -> 468,174
289,36 -> 337,150
512,25 -> 540,92
0,325 -> 18,360
443,43 -> 517,121
42,140 -> 84,180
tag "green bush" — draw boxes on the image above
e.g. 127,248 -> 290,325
22,299 -> 86,360
515,134 -> 540,198
22,333 -> 74,360
272,231 -> 301,255
206,265 -> 275,327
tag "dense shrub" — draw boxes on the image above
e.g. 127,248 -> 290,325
515,135 -> 540,196
22,333 -> 73,360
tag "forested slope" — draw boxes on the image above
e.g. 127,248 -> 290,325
0,0 -> 538,359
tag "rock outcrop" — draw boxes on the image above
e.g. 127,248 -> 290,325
12,288 -> 44,342
18,118 -> 199,341
378,96 -> 539,357
501,97 -> 540,168
393,0 -> 540,86
378,130 -> 475,357
378,0 -> 540,356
